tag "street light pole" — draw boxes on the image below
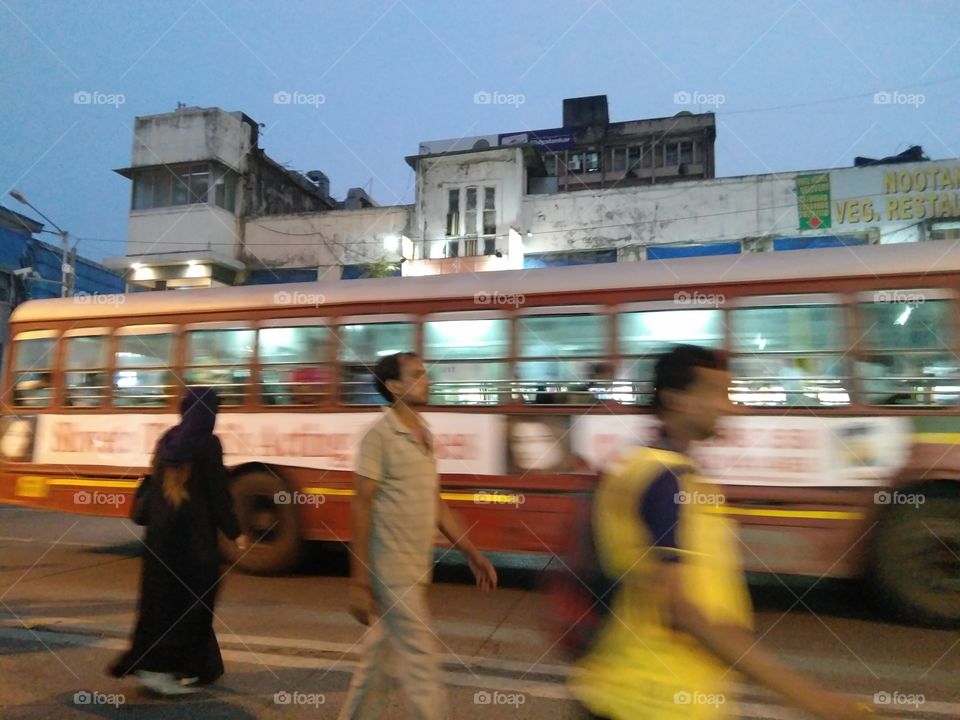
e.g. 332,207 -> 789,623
8,190 -> 73,297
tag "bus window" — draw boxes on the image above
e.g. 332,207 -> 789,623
258,326 -> 331,405
858,296 -> 958,406
65,333 -> 109,407
185,327 -> 254,405
114,327 -> 176,407
423,317 -> 509,405
618,308 -> 723,405
338,322 -> 415,404
517,313 -> 607,404
730,303 -> 848,406
11,333 -> 57,408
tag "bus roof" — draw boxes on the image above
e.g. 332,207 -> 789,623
11,240 -> 960,323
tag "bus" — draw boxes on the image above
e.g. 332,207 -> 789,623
1,241 -> 958,625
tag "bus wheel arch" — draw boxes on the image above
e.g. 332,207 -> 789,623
224,464 -> 302,575
869,479 -> 960,628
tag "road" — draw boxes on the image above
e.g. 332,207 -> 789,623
0,506 -> 957,719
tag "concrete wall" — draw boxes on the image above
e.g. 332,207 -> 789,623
126,204 -> 238,257
130,108 -> 253,170
242,205 -> 411,272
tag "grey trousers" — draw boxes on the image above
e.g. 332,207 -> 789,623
338,583 -> 444,720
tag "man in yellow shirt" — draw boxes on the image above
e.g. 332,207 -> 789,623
569,345 -> 870,720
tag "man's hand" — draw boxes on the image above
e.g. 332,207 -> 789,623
349,583 -> 376,625
467,553 -> 498,592
235,534 -> 250,552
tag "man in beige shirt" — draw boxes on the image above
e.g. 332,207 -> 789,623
339,352 -> 497,720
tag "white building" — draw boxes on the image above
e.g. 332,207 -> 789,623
108,100 -> 960,289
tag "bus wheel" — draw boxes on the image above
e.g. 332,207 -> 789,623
871,486 -> 960,627
227,470 -> 302,575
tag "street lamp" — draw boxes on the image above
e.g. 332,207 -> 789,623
8,190 -> 74,297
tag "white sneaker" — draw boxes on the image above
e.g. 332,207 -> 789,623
135,670 -> 199,696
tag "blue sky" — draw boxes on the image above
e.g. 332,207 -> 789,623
2,0 -> 959,263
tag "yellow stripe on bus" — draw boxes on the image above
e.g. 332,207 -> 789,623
706,506 -> 864,521
304,487 -> 525,505
913,433 -> 960,445
15,476 -> 140,498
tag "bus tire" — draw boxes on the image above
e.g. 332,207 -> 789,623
226,470 -> 302,575
869,484 -> 960,628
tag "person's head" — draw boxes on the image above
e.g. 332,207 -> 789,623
373,352 -> 428,406
509,418 -> 564,470
652,344 -> 729,440
180,386 -> 220,435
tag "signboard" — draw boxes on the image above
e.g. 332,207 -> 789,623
498,127 -> 574,151
796,173 -> 832,229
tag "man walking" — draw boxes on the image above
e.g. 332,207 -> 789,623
339,352 -> 497,720
569,345 -> 870,719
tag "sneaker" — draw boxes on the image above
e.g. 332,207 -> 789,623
135,670 -> 199,696
180,676 -> 200,687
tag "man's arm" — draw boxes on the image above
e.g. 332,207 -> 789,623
437,498 -> 497,591
659,560 -> 869,719
348,472 -> 379,624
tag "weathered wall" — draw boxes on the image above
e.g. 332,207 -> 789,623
131,108 -> 252,170
127,204 -> 238,257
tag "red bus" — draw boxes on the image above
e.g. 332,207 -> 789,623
2,241 -> 958,624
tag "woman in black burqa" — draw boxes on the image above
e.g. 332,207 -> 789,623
109,387 -> 248,693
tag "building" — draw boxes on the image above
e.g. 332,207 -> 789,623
0,205 -> 123,365
107,97 -> 960,288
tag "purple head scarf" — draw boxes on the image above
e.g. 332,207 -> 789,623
156,387 -> 220,465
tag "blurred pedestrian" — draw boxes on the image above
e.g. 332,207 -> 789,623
339,352 -> 497,720
109,387 -> 248,695
569,345 -> 870,719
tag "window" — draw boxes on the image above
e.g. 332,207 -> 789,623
568,152 -> 584,173
465,187 -> 477,236
132,164 -> 211,210
655,143 -> 665,168
338,321 -> 416,404
517,312 -> 608,404
447,240 -> 459,258
611,147 -> 626,172
483,187 -> 496,235
642,142 -> 653,168
544,154 -> 559,176
585,151 -> 601,173
65,333 -> 109,407
184,327 -> 254,405
424,317 -> 510,405
664,142 -> 679,167
114,327 -> 176,407
213,168 -> 238,213
483,237 -> 496,256
258,325 -> 331,405
730,301 -> 848,406
628,145 -> 641,170
11,333 -> 57,408
446,186 -> 496,239
446,189 -> 459,236
618,309 -> 724,405
858,295 -> 958,406
680,141 -> 694,165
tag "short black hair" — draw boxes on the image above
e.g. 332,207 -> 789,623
652,344 -> 725,415
373,352 -> 419,403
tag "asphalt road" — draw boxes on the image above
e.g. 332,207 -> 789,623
0,506 -> 957,719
